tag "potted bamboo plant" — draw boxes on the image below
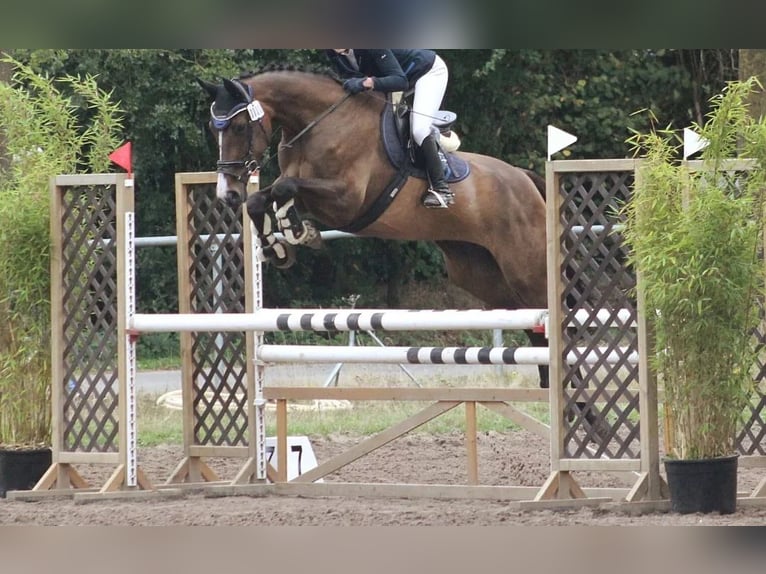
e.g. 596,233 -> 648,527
0,55 -> 124,496
622,77 -> 766,514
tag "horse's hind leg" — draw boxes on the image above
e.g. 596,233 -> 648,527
525,329 -> 549,388
531,322 -> 609,443
438,241 -> 608,444
245,189 -> 295,269
437,240 -> 550,388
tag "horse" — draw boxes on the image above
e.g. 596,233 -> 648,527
197,67 -> 551,387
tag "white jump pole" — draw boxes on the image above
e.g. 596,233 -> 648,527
256,345 -> 639,366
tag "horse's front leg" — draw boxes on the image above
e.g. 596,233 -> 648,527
245,188 -> 296,269
270,178 -> 327,248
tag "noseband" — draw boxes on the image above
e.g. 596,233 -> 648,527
211,84 -> 268,185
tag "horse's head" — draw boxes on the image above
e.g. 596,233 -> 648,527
198,77 -> 272,208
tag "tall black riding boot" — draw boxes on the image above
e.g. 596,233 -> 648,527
420,135 -> 454,208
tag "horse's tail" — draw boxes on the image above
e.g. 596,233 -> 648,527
522,168 -> 546,201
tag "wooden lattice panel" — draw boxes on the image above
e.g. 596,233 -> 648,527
59,185 -> 119,452
739,307 -> 766,454
182,185 -> 249,447
556,170 -> 640,459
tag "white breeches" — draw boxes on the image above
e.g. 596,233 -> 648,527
410,55 -> 448,146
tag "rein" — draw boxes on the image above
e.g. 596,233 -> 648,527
279,92 -> 353,151
363,89 -> 447,125
215,84 -> 354,183
216,83 -> 432,185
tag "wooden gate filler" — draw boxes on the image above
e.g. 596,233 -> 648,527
14,161 -> 766,508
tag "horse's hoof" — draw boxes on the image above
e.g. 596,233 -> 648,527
566,402 -> 611,446
271,242 -> 296,269
585,416 -> 611,445
260,242 -> 296,269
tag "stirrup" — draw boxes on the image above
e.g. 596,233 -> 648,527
421,188 -> 454,209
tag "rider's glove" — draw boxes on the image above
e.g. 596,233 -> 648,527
343,77 -> 367,94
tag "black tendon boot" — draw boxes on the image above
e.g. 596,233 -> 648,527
420,135 -> 454,208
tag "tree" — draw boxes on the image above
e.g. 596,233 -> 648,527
6,49 -> 740,315
739,50 -> 766,121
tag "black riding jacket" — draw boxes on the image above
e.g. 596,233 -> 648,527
326,49 -> 437,92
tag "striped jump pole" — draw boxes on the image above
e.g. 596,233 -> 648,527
130,308 -> 550,333
256,345 -> 639,366
130,307 -> 634,335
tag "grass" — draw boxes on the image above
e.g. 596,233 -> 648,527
137,356 -> 182,371
136,396 -> 550,447
136,369 -> 550,447
134,366 -> 654,447
137,394 -> 184,446
270,401 -> 530,436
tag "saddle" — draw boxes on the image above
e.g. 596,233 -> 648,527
381,92 -> 470,184
338,93 -> 470,234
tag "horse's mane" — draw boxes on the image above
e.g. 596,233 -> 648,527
238,63 -> 342,85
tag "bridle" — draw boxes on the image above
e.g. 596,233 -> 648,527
211,80 -> 269,185
210,77 -> 353,187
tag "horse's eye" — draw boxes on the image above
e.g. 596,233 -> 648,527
232,122 -> 247,135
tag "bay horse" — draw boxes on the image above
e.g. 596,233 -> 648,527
197,68 -> 551,385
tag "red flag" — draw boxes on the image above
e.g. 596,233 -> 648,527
109,141 -> 132,175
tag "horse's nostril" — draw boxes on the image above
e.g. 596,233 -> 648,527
224,190 -> 242,209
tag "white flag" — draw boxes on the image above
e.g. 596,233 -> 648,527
547,125 -> 578,160
683,128 -> 709,159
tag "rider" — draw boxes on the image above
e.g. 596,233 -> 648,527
326,49 -> 453,209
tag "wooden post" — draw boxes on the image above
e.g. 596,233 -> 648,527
276,399 -> 288,483
465,401 -> 478,485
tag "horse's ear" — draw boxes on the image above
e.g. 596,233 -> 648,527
196,77 -> 219,100
223,78 -> 250,103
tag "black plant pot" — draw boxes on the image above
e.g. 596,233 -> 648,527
664,454 -> 738,515
0,447 -> 52,497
